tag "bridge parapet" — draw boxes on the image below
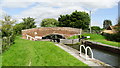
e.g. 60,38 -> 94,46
22,27 -> 81,40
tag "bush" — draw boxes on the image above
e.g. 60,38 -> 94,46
1,15 -> 16,52
2,35 -> 15,52
103,33 -> 120,42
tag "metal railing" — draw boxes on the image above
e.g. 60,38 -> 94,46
80,44 -> 94,60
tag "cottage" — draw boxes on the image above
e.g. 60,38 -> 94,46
102,26 -> 120,34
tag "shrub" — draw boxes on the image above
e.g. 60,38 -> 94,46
1,15 -> 16,52
103,33 -> 120,42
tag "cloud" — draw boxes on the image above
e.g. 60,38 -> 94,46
1,0 -> 119,8
0,8 -> 7,19
13,2 -> 88,26
1,0 -> 119,27
1,0 -> 35,8
81,0 -> 118,9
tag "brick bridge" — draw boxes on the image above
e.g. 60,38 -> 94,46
22,27 -> 81,40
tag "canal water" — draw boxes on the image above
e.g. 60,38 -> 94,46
66,45 -> 120,67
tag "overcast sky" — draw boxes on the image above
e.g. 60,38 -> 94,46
0,0 -> 119,28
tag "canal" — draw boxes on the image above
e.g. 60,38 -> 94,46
66,44 -> 120,67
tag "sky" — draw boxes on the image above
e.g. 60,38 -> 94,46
0,0 -> 119,28
118,1 -> 120,17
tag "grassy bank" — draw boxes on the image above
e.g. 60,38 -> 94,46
2,36 -> 88,66
69,33 -> 120,47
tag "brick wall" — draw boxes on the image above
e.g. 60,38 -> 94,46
22,27 -> 81,40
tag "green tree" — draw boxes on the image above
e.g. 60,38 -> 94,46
13,17 -> 36,35
91,26 -> 101,34
13,23 -> 25,35
103,20 -> 112,29
1,15 -> 16,37
58,10 -> 90,29
21,17 -> 36,29
91,26 -> 101,30
41,18 -> 59,27
104,18 -> 120,42
0,15 -> 16,52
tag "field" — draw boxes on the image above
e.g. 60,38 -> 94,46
2,36 -> 88,66
68,33 -> 120,47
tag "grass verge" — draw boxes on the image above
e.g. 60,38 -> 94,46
2,36 -> 88,66
68,33 -> 120,47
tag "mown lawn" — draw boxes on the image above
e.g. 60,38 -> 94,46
68,33 -> 120,47
2,36 -> 88,66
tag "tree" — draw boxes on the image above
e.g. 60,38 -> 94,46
91,26 -> 101,30
103,20 -> 112,29
41,18 -> 59,27
13,23 -> 25,35
13,17 -> 36,35
21,17 -> 36,29
103,18 -> 120,42
1,15 -> 16,37
91,26 -> 101,34
0,15 -> 16,52
58,10 -> 90,29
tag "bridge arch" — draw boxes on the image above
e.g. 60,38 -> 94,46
22,27 -> 81,40
42,33 -> 65,39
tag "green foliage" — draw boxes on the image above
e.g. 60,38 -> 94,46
91,26 -> 101,30
103,20 -> 112,29
103,17 -> 120,42
0,15 -> 16,52
91,26 -> 101,34
13,17 -> 36,35
21,17 -> 36,29
2,36 -> 88,66
1,16 -> 16,37
58,10 -> 90,29
13,23 -> 25,35
103,33 -> 120,42
41,18 -> 59,27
